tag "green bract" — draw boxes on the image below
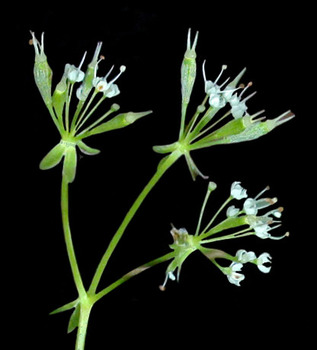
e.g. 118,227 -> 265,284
30,32 -> 152,183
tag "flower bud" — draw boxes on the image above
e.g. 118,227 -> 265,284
30,32 -> 53,107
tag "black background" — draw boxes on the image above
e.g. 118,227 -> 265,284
11,2 -> 313,349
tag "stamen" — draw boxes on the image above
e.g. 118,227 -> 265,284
241,90 -> 257,103
214,65 -> 227,84
219,77 -> 230,88
109,65 -> 126,84
269,231 -> 288,240
105,65 -> 114,79
239,81 -> 253,98
254,185 -> 270,199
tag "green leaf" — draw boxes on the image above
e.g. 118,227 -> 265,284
39,142 -> 66,170
50,299 -> 78,315
77,140 -> 100,155
63,145 -> 77,183
67,304 -> 80,334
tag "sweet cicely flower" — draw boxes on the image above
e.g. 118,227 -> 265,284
30,32 -> 152,183
153,29 -> 295,181
225,262 -> 245,286
230,181 -> 248,200
160,181 -> 288,289
93,65 -> 126,97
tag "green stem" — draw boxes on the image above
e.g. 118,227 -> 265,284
179,103 -> 188,140
201,229 -> 255,244
195,183 -> 213,236
88,150 -> 182,295
200,196 -> 232,236
61,175 -> 86,298
75,298 -> 92,350
92,252 -> 175,303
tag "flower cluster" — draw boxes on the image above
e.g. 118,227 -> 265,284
160,181 -> 288,289
153,29 -> 294,181
30,32 -> 151,183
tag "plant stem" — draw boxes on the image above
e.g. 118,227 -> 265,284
75,298 -> 93,350
61,175 -> 86,298
92,252 -> 175,303
88,150 -> 182,295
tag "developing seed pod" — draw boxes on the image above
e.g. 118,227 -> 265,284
192,110 -> 295,149
30,32 -> 53,108
52,64 -> 70,119
82,110 -> 152,137
181,29 -> 199,106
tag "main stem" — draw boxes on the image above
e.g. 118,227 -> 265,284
61,176 -> 86,298
88,150 -> 182,295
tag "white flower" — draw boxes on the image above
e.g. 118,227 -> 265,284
230,181 -> 248,200
93,65 -> 126,98
226,262 -> 245,286
253,223 -> 272,238
256,253 -> 272,273
67,52 -> 87,83
236,249 -> 256,263
202,62 -> 229,108
226,205 -> 240,217
243,198 -> 258,215
243,186 -> 277,215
